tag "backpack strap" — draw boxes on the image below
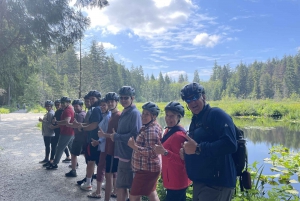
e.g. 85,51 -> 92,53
161,126 -> 186,144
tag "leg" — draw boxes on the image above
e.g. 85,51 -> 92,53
117,188 -> 127,201
43,136 -> 51,161
64,147 -> 70,158
193,182 -> 234,201
71,154 -> 77,170
166,188 -> 187,201
50,132 -> 59,161
105,173 -> 113,201
129,195 -> 141,201
53,135 -> 74,165
147,190 -> 160,201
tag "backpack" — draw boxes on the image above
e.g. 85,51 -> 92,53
201,106 -> 251,191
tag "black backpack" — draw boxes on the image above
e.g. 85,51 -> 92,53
201,106 -> 251,191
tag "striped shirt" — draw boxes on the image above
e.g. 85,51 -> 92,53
131,121 -> 162,172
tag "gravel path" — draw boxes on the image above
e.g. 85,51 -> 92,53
0,112 -> 113,201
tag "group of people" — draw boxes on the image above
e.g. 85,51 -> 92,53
38,83 -> 238,201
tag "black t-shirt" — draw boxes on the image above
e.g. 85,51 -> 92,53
53,109 -> 63,134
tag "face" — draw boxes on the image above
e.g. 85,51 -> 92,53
120,96 -> 133,108
142,110 -> 155,125
55,103 -> 61,110
61,102 -> 67,109
73,104 -> 82,113
89,96 -> 98,106
84,99 -> 91,108
100,102 -> 108,113
107,100 -> 117,111
45,105 -> 52,111
165,110 -> 180,127
186,94 -> 205,115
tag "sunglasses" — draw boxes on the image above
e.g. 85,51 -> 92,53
120,96 -> 130,100
184,94 -> 200,104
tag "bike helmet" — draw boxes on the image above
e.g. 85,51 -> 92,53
44,100 -> 54,107
99,97 -> 107,103
164,101 -> 185,117
87,90 -> 101,99
72,99 -> 84,106
84,94 -> 90,100
105,92 -> 119,101
60,96 -> 71,103
119,86 -> 135,96
180,82 -> 205,101
142,102 -> 160,116
54,99 -> 61,104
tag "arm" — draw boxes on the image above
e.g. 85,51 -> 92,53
163,133 -> 186,165
114,111 -> 141,143
56,117 -> 71,125
199,110 -> 237,157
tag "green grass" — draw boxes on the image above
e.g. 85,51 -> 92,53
0,106 -> 16,113
27,104 -> 45,113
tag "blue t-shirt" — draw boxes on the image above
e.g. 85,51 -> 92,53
87,106 -> 102,142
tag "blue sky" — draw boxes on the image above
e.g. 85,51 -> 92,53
78,0 -> 300,81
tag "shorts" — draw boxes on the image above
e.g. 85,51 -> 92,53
130,170 -> 160,196
116,160 -> 133,189
71,140 -> 84,156
85,143 -> 100,164
105,154 -> 119,173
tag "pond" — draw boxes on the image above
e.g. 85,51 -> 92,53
156,116 -> 300,193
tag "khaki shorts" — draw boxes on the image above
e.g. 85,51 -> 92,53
116,160 -> 133,189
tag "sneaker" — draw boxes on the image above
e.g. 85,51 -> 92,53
46,164 -> 58,170
65,170 -> 77,177
80,182 -> 92,191
101,182 -> 106,190
62,158 -> 71,163
93,174 -> 97,179
77,178 -> 86,186
42,161 -> 51,167
39,159 -> 49,163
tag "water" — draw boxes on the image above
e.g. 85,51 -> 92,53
156,116 -> 300,193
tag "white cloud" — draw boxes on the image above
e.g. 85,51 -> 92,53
192,33 -> 221,47
144,65 -> 169,70
163,70 -> 187,80
98,42 -> 117,50
83,0 -> 194,38
296,46 -> 300,51
128,33 -> 133,38
179,54 -> 217,61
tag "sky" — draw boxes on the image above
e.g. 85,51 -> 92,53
77,0 -> 300,81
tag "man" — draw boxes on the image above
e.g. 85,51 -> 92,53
97,92 -> 121,201
74,90 -> 103,191
65,99 -> 86,177
46,96 -> 75,170
112,86 -> 142,201
181,82 -> 237,201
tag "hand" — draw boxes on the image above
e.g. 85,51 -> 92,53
154,140 -> 166,155
51,117 -> 56,124
72,119 -> 80,126
179,144 -> 185,160
183,135 -> 198,155
110,128 -> 116,142
38,117 -> 43,122
98,128 -> 106,138
91,138 -> 100,147
128,137 -> 136,149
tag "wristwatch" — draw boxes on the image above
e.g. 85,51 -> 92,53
163,150 -> 169,156
195,144 -> 201,155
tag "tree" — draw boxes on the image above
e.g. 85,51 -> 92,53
193,70 -> 200,83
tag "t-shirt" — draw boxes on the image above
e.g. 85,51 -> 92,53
60,105 -> 75,135
87,106 -> 102,142
105,111 -> 121,156
53,109 -> 63,134
74,110 -> 86,143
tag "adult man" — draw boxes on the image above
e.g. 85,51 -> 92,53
112,86 -> 142,201
181,83 -> 237,201
74,90 -> 103,191
65,99 -> 86,177
46,96 -> 75,170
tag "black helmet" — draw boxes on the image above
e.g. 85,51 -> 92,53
142,102 -> 160,116
164,101 -> 185,117
105,92 -> 119,101
119,86 -> 135,96
180,82 -> 205,101
72,99 -> 83,106
84,94 -> 90,100
44,100 -> 54,107
60,96 -> 71,103
99,98 -> 107,103
87,90 -> 101,99
54,99 -> 61,104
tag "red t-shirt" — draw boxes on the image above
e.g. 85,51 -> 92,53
60,105 -> 75,136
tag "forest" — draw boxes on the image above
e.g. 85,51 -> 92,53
1,0 -> 300,106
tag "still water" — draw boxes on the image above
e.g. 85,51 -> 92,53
156,116 -> 300,193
